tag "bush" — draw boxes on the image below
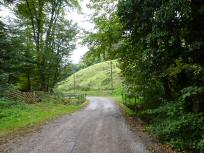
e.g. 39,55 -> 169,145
0,98 -> 28,120
141,100 -> 204,152
198,138 -> 204,152
112,86 -> 123,96
0,98 -> 24,108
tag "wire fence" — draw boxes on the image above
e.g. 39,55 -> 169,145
64,93 -> 86,105
121,93 -> 143,112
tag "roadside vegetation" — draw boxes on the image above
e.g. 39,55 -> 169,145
0,0 -> 79,94
0,0 -> 87,139
0,93 -> 87,137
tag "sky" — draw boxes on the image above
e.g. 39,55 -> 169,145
66,0 -> 94,64
0,0 -> 94,64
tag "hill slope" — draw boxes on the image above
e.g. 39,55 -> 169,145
57,60 -> 122,93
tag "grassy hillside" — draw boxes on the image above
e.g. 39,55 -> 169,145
57,60 -> 122,94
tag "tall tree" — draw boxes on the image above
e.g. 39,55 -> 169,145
117,0 -> 204,109
16,0 -> 79,91
83,0 -> 123,89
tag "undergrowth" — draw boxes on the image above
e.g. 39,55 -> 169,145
141,100 -> 204,152
0,93 -> 86,137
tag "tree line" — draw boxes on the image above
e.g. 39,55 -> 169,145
0,0 -> 78,93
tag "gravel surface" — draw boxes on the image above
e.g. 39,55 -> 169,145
0,97 -> 150,153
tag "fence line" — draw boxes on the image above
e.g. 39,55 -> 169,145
121,93 -> 142,112
7,91 -> 39,104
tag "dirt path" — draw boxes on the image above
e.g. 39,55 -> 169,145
0,97 -> 151,153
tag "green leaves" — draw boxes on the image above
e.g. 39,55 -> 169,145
116,0 -> 204,152
0,0 -> 79,92
180,86 -> 204,101
83,12 -> 123,64
167,58 -> 203,77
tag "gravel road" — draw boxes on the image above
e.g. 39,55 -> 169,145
0,97 -> 150,153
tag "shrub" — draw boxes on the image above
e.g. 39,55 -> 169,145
142,99 -> 204,152
0,98 -> 28,120
198,137 -> 204,152
0,98 -> 24,108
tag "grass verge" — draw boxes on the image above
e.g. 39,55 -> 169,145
112,96 -> 137,117
0,98 -> 88,137
65,90 -> 113,97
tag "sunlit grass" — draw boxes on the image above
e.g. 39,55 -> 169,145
0,99 -> 86,137
57,60 -> 122,93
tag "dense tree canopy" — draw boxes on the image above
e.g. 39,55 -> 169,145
117,0 -> 204,111
0,0 -> 78,92
116,0 -> 204,151
82,0 -> 122,66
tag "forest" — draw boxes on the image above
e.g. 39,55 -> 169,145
0,0 -> 204,153
0,0 -> 78,93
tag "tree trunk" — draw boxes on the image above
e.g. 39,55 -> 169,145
191,93 -> 204,113
162,77 -> 174,101
110,61 -> 113,89
27,72 -> 31,92
39,63 -> 46,91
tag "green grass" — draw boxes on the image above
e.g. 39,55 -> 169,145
0,98 -> 87,137
112,95 -> 137,117
111,87 -> 137,116
56,60 -> 122,93
64,89 -> 114,96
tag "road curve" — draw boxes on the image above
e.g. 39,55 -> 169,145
0,97 -> 150,153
